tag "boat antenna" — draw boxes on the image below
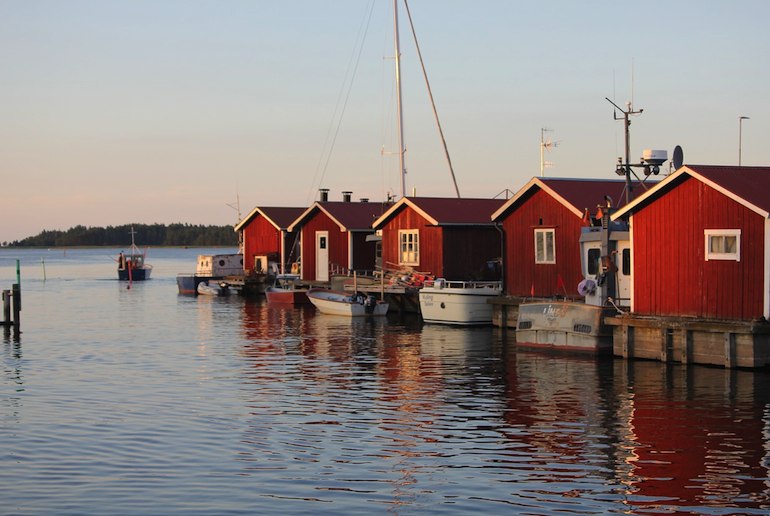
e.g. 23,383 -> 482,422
403,0 -> 460,198
393,0 -> 407,197
606,97 -> 642,205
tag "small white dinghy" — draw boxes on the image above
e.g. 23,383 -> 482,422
197,280 -> 230,297
306,288 -> 388,317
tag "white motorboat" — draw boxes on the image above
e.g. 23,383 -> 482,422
306,288 -> 388,317
418,279 -> 502,325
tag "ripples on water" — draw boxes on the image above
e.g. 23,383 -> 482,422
1,248 -> 769,514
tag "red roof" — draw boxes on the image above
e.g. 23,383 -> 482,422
682,165 -> 770,215
234,206 -> 305,232
492,177 -> 636,221
612,165 -> 770,219
373,197 -> 505,228
289,201 -> 388,232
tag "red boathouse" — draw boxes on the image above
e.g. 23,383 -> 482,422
612,165 -> 770,320
235,206 -> 305,275
491,177 -> 630,298
288,193 -> 386,282
372,197 -> 505,280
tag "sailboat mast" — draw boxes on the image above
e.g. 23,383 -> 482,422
393,0 -> 407,197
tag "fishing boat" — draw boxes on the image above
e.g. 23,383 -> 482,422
117,227 -> 152,281
514,217 -> 628,354
515,98 -> 646,354
196,280 -> 230,296
307,288 -> 388,317
265,274 -> 310,305
176,253 -> 243,295
418,279 -> 502,325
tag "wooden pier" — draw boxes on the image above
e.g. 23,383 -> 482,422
606,314 -> 770,369
2,260 -> 22,335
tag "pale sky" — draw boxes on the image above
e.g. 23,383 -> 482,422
1,0 -> 768,243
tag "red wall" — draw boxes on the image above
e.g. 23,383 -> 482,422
381,206 -> 501,279
499,188 -> 584,297
242,216 -> 281,273
631,176 -> 764,320
381,208 -> 443,275
442,227 -> 501,280
300,211 -> 349,281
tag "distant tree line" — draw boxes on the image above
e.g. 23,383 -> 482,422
7,223 -> 239,247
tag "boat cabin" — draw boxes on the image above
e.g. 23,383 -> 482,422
372,197 -> 505,280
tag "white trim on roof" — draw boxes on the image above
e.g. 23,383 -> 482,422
612,166 -> 770,221
371,197 -> 439,229
234,207 -> 285,233
491,177 -> 584,221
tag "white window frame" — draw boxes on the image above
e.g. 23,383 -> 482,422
534,228 -> 556,264
398,229 -> 419,266
705,229 -> 741,261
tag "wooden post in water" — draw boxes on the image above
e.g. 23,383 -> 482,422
2,290 -> 10,326
12,284 -> 20,330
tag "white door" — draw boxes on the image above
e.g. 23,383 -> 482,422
616,240 -> 632,306
315,231 -> 329,281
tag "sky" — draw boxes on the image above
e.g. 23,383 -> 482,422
1,0 -> 769,243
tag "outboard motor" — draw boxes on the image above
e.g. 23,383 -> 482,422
364,295 -> 376,314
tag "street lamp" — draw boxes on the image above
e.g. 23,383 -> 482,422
739,116 -> 750,166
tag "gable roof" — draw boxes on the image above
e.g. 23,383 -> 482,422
234,206 -> 306,232
288,201 -> 387,233
492,177 -> 634,221
372,197 -> 505,229
612,165 -> 770,220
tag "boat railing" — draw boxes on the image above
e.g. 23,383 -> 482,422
423,278 -> 502,290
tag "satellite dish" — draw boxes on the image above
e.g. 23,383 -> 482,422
672,145 -> 684,170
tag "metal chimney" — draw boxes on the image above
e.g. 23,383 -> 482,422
359,198 -> 369,203
319,188 -> 329,202
342,191 -> 352,202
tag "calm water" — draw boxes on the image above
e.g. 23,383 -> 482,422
1,247 -> 769,515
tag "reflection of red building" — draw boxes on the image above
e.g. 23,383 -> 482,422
621,363 -> 769,511
235,206 -> 305,274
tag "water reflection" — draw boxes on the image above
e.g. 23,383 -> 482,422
235,299 -> 770,513
616,361 -> 770,513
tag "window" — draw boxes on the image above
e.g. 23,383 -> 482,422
705,229 -> 740,261
534,229 -> 555,264
587,248 -> 601,275
621,248 -> 631,276
399,230 -> 419,265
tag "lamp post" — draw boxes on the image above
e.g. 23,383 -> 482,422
739,116 -> 750,166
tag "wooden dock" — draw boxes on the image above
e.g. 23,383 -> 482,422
606,314 -> 770,369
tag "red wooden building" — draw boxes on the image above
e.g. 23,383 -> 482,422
371,197 -> 505,280
288,199 -> 386,282
491,177 -> 629,297
234,206 -> 305,274
611,165 -> 770,321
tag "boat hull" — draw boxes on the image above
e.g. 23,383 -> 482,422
176,274 -> 210,295
515,301 -> 613,354
307,289 -> 388,316
418,280 -> 501,325
265,287 -> 310,305
118,266 -> 152,281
